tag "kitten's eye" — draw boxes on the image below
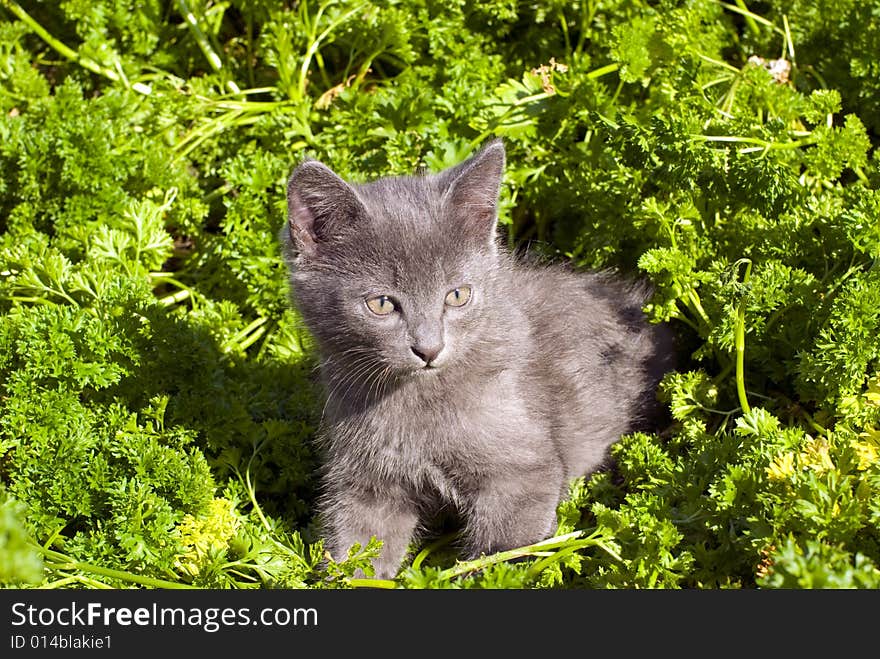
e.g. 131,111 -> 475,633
365,295 -> 396,316
444,286 -> 472,308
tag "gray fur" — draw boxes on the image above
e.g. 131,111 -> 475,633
281,140 -> 675,579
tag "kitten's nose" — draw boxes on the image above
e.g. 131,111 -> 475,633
411,343 -> 444,366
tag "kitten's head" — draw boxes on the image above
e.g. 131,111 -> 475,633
282,140 -> 506,380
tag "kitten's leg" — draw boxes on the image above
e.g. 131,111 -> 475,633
462,470 -> 562,558
322,487 -> 418,580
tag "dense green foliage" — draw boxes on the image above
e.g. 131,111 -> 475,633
1,0 -> 878,588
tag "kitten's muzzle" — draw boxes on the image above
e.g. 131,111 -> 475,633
411,343 -> 444,367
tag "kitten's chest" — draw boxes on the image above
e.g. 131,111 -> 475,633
328,368 -> 543,490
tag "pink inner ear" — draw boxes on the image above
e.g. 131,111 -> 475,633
445,172 -> 502,245
288,188 -> 318,254
439,142 -> 505,245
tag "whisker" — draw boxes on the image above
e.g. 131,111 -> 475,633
366,362 -> 390,404
320,356 -> 372,418
319,354 -> 387,421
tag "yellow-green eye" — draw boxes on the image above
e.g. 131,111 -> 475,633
366,295 -> 396,315
445,286 -> 472,307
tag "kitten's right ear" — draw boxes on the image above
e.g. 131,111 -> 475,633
438,139 -> 505,248
286,160 -> 364,257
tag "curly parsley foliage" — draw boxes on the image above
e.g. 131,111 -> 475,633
0,0 -> 878,588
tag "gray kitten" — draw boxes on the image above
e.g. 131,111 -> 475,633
281,140 -> 674,579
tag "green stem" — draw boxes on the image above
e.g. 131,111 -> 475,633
671,308 -> 700,333
2,0 -> 149,93
782,14 -> 795,62
688,288 -> 711,327
526,537 -> 619,577
176,0 -> 240,94
697,52 -> 741,74
718,1 -> 782,36
238,324 -> 267,351
2,0 -> 100,70
198,97 -> 291,111
733,0 -> 760,36
175,110 -> 263,159
693,134 -> 817,151
253,326 -> 277,362
852,165 -> 869,184
43,575 -> 113,589
230,316 -> 268,348
239,448 -> 309,572
558,9 -> 571,54
298,2 -> 367,100
438,531 -> 585,580
739,138 -> 818,154
36,546 -> 194,589
352,49 -> 382,89
734,259 -> 752,415
410,533 -> 457,571
585,62 -> 619,79
158,289 -> 191,307
203,182 -> 235,202
348,578 -> 398,589
801,410 -> 829,437
244,460 -> 274,536
37,282 -> 79,307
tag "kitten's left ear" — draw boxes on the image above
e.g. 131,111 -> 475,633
286,159 -> 365,259
439,139 -> 505,245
